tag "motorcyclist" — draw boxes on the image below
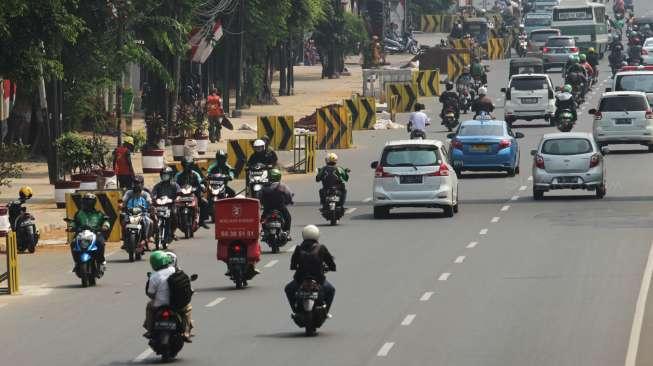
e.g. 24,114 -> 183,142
439,81 -> 460,123
609,44 -> 626,75
247,139 -> 278,169
628,31 -> 642,47
206,88 -> 224,142
151,167 -> 180,241
175,160 -> 210,229
470,57 -> 487,85
628,41 -> 643,64
260,168 -> 293,235
284,225 -> 337,315
456,65 -> 474,91
555,84 -> 578,122
143,251 -> 193,342
587,48 -> 600,75
408,103 -> 430,138
8,186 -> 33,231
471,87 -> 495,118
642,24 -> 653,39
450,19 -> 464,39
121,175 -> 154,248
579,54 -> 594,84
206,149 -> 236,198
316,153 -> 349,207
70,193 -> 109,269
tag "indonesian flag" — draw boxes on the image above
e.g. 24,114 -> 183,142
189,20 -> 223,64
1,79 -> 16,121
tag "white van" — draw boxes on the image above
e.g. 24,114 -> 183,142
501,74 -> 556,125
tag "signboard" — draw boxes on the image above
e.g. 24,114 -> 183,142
214,198 -> 260,240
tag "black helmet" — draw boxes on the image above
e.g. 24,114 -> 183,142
446,81 -> 454,91
215,149 -> 227,162
81,193 -> 97,211
132,175 -> 144,192
160,167 -> 174,182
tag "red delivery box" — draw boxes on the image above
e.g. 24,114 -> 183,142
214,198 -> 260,240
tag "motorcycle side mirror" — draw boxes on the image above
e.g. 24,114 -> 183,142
515,132 -> 525,139
190,274 -> 199,281
530,149 -> 537,156
588,108 -> 597,115
371,161 -> 379,169
500,87 -> 507,93
601,146 -> 610,155
605,87 -> 612,92
446,133 -> 456,139
147,271 -> 152,278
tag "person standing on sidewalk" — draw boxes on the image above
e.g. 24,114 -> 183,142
114,136 -> 135,190
206,88 -> 224,142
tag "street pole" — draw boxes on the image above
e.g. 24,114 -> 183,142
234,0 -> 245,117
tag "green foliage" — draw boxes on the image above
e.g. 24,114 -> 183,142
0,143 -> 29,188
54,133 -> 91,177
144,114 -> 167,149
124,130 -> 146,152
174,104 -> 197,138
85,135 -> 111,171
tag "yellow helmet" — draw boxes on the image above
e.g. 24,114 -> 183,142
588,47 -> 595,53
19,186 -> 33,199
123,136 -> 134,146
325,153 -> 338,164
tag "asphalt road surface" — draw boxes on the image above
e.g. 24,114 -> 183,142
5,2 -> 653,365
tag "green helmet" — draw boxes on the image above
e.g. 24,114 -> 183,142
150,250 -> 172,271
572,55 -> 580,63
568,54 -> 575,61
579,53 -> 587,61
563,84 -> 572,93
268,168 -> 282,182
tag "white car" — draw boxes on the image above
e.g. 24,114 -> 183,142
643,37 -> 653,65
607,65 -> 653,106
371,139 -> 459,218
501,74 -> 556,125
588,91 -> 653,150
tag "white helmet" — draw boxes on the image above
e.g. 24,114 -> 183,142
302,224 -> 320,241
478,86 -> 488,95
253,139 -> 265,148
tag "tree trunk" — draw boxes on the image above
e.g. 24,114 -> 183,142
279,43 -> 287,96
287,37 -> 294,95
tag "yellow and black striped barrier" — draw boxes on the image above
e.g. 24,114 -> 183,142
487,37 -> 509,60
344,95 -> 376,130
0,231 -> 19,294
412,70 -> 441,97
447,52 -> 471,81
420,14 -> 460,33
66,190 -> 123,242
227,139 -> 255,179
257,116 -> 294,150
316,105 -> 352,150
388,94 -> 399,122
385,83 -> 417,113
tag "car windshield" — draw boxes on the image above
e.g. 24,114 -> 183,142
615,74 -> 653,93
464,23 -> 486,34
525,17 -> 551,26
546,38 -> 574,47
458,124 -> 504,136
382,146 -> 442,167
553,8 -> 593,21
530,31 -> 559,42
541,138 -> 593,155
511,77 -> 548,90
599,96 -> 649,111
645,39 -> 653,47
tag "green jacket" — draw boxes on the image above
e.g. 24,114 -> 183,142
72,210 -> 110,232
207,162 -> 235,180
471,62 -> 485,77
316,165 -> 349,183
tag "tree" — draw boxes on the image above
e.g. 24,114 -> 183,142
0,143 -> 28,189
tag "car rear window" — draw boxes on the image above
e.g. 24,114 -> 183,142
546,38 -> 574,47
510,77 -> 548,90
381,146 -> 442,167
525,17 -> 551,26
553,8 -> 593,21
458,124 -> 504,136
541,138 -> 593,155
599,95 -> 649,111
530,31 -> 559,42
615,74 -> 653,93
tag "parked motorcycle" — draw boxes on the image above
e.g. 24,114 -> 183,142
320,187 -> 344,226
291,277 -> 328,336
122,207 -> 147,262
207,173 -> 232,221
261,210 -> 289,253
66,220 -> 105,288
383,32 -> 419,55
8,201 -> 38,253
442,106 -> 459,132
154,196 -> 174,250
556,109 -> 576,132
247,163 -> 269,199
175,185 -> 199,239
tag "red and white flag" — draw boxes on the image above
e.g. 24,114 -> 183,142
189,20 -> 223,64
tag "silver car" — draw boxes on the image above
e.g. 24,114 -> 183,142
541,36 -> 579,71
531,132 -> 607,200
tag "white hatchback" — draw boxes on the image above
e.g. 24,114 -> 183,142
371,140 -> 459,218
501,74 -> 556,125
589,91 -> 653,150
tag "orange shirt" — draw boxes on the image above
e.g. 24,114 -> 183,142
113,146 -> 132,175
206,95 -> 223,117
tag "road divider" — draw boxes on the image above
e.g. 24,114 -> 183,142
66,190 -> 122,242
344,95 -> 376,130
257,116 -> 294,150
227,139 -> 255,179
316,104 -> 352,149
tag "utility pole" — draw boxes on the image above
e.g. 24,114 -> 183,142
234,0 -> 245,117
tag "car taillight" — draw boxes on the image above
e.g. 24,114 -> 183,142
535,154 -> 545,169
499,139 -> 511,149
643,49 -> 649,55
543,47 -> 550,53
374,165 -> 395,178
589,153 -> 601,168
569,47 -> 579,52
594,111 -> 602,120
452,139 -> 463,149
434,163 -> 450,176
161,310 -> 171,320
646,109 -> 653,120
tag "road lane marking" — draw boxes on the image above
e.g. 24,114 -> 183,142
438,273 -> 451,281
420,292 -> 434,301
363,197 -> 372,203
625,242 -> 653,366
454,256 -> 465,264
377,342 -> 395,357
501,205 -> 510,212
205,297 -> 226,307
519,185 -> 527,191
479,228 -> 488,235
345,207 -> 357,214
401,314 -> 416,326
466,241 -> 478,248
511,195 -> 519,201
264,259 -> 279,268
133,348 -> 154,362
528,176 -> 533,181
491,216 -> 500,223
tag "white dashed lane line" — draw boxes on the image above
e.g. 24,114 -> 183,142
363,197 -> 372,203
438,273 -> 451,281
491,216 -> 500,223
420,292 -> 434,301
511,195 -> 519,201
401,314 -> 416,326
264,259 -> 279,268
133,348 -> 154,362
454,256 -> 465,264
501,205 -> 510,211
345,207 -> 357,215
466,241 -> 478,248
528,176 -> 533,181
519,185 -> 527,191
479,228 -> 488,235
377,342 -> 395,357
205,297 -> 226,307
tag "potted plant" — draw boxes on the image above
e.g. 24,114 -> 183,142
142,113 -> 167,173
54,133 -> 89,208
171,104 -> 196,161
86,135 -> 115,189
194,118 -> 209,155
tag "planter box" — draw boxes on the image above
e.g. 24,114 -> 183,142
196,135 -> 209,155
0,207 -> 9,237
72,173 -> 98,191
142,149 -> 166,173
55,180 -> 81,208
96,169 -> 118,189
171,137 -> 187,161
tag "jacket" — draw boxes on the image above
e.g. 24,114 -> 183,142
439,91 -> 459,108
261,182 -> 293,211
316,165 -> 349,187
72,210 -> 110,232
152,181 -> 180,200
247,150 -> 278,168
556,92 -> 577,111
290,239 -> 336,283
472,96 -> 494,114
175,169 -> 203,188
207,162 -> 235,180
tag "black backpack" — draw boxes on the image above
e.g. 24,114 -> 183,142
167,270 -> 193,310
321,166 -> 341,187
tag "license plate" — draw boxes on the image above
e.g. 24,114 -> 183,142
177,196 -> 193,202
297,291 -> 319,300
556,49 -> 567,53
615,118 -> 632,125
521,97 -> 538,104
400,175 -> 423,184
154,321 -> 177,330
556,176 -> 578,183
470,144 -> 490,152
268,222 -> 282,228
229,257 -> 247,264
125,224 -> 141,230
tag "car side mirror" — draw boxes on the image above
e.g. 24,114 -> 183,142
371,161 -> 379,169
446,133 -> 456,139
601,146 -> 610,155
515,132 -> 525,139
530,149 -> 537,156
500,87 -> 507,93
605,87 -> 612,92
588,108 -> 597,115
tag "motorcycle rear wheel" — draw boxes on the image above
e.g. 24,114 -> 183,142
305,312 -> 316,336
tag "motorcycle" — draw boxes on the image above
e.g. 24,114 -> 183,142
207,173 -> 232,221
8,202 -> 38,253
261,210 -> 289,253
517,35 -> 528,57
321,187 -> 344,226
292,277 -> 328,336
66,220 -> 105,288
556,109 -> 576,132
383,32 -> 419,55
226,241 -> 250,289
122,207 -> 147,262
175,185 -> 199,239
154,196 -> 174,250
442,105 -> 459,132
247,163 -> 269,199
457,86 -> 473,114
148,273 -> 198,361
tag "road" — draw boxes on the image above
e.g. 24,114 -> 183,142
4,2 -> 653,365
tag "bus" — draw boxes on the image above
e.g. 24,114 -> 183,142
551,2 -> 609,56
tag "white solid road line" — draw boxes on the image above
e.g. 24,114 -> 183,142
438,273 -> 451,281
420,291 -> 434,301
519,185 -> 527,191
133,348 -> 154,362
454,256 -> 465,264
264,259 -> 279,268
377,342 -> 395,357
205,297 -> 226,308
625,242 -> 653,366
466,241 -> 478,248
479,228 -> 488,235
345,207 -> 357,214
491,216 -> 500,223
511,195 -> 519,201
501,205 -> 510,212
363,197 -> 372,203
401,314 -> 416,326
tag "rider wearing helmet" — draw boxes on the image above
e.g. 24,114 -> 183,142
565,56 -> 588,96
316,153 -> 350,207
579,54 -> 594,82
143,251 -> 193,342
587,48 -> 600,75
455,65 -> 474,91
176,159 -> 210,229
285,225 -> 337,315
260,168 -> 294,234
471,86 -> 495,118
8,186 -> 33,231
121,175 -> 154,247
152,167 -> 181,239
555,84 -> 578,122
439,81 -> 460,122
247,139 -> 278,169
71,193 -> 110,268
207,149 -> 236,197
470,57 -> 487,85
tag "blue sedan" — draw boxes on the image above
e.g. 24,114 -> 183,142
448,119 -> 524,177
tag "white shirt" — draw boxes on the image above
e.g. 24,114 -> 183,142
147,266 -> 176,307
409,111 -> 430,131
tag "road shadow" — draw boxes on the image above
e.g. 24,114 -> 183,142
605,149 -> 651,155
511,123 -> 553,129
107,258 -> 137,264
52,283 -> 85,289
254,331 -> 334,339
351,211 -> 448,220
194,285 -> 246,293
458,172 -> 510,179
103,357 -> 192,365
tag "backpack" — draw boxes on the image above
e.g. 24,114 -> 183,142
167,270 -> 193,310
298,242 -> 323,278
321,166 -> 341,188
